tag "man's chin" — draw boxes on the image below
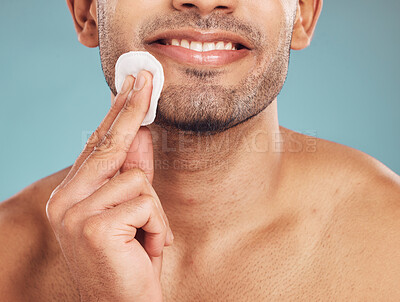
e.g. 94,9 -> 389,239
152,105 -> 266,136
152,113 -> 237,135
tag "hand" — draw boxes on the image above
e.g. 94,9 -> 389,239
46,71 -> 173,302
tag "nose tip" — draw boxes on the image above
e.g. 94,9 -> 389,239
172,0 -> 236,16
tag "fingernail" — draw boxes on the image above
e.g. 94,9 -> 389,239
120,77 -> 131,94
133,71 -> 146,91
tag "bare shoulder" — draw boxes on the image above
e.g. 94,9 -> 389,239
282,126 -> 400,194
284,128 -> 400,299
0,166 -> 72,300
326,149 -> 400,299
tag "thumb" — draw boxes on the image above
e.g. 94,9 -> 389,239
120,126 -> 154,184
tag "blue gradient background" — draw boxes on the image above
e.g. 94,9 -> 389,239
1,0 -> 399,201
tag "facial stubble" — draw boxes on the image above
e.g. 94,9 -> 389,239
98,8 -> 293,135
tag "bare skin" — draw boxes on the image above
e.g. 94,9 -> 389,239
1,114 -> 399,301
1,0 -> 400,301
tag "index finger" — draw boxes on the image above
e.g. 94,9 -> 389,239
64,70 -> 154,199
58,75 -> 136,190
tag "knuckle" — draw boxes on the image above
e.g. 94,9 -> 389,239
125,167 -> 147,185
126,195 -> 155,217
62,206 -> 81,234
121,99 -> 138,114
110,173 -> 126,187
124,194 -> 155,216
82,216 -> 104,244
140,195 -> 165,228
94,130 -> 121,153
139,194 -> 156,209
86,129 -> 102,148
124,94 -> 148,116
112,168 -> 147,190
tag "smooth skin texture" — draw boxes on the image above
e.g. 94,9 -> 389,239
1,0 -> 400,301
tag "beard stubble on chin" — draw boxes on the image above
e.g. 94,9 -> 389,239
98,8 -> 294,135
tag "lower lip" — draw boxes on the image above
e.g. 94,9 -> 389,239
145,43 -> 251,67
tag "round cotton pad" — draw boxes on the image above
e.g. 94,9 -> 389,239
115,51 -> 165,126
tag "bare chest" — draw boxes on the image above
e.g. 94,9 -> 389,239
159,231 -> 389,301
160,240 -> 327,301
26,224 -> 390,302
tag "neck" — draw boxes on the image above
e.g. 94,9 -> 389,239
146,99 -> 288,248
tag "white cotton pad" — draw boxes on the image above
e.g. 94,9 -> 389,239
115,51 -> 165,126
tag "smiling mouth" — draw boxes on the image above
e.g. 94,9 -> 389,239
144,29 -> 253,67
151,39 -> 249,52
145,39 -> 252,67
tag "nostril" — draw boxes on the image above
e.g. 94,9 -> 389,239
178,3 -> 232,14
182,3 -> 195,8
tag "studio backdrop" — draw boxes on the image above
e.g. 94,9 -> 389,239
0,0 -> 399,201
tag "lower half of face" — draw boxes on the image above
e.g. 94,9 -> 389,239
98,0 -> 295,134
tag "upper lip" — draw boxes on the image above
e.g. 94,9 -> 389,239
144,29 -> 254,50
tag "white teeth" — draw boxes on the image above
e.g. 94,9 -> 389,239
224,42 -> 233,50
181,39 -> 190,49
190,41 -> 203,52
215,41 -> 225,50
167,39 -> 237,51
203,42 -> 216,52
